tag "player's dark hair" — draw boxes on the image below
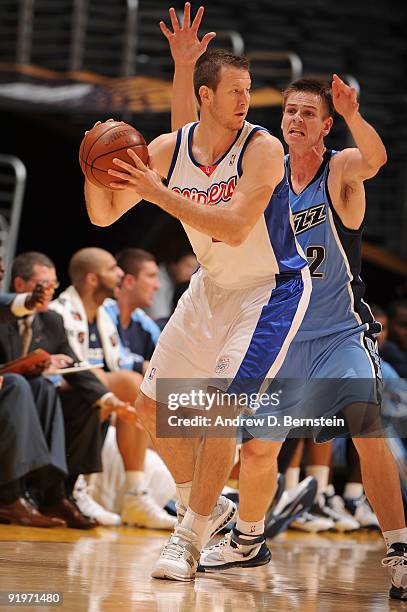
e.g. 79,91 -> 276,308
116,248 -> 156,278
388,299 -> 407,319
11,251 -> 55,283
194,49 -> 250,103
283,78 -> 334,118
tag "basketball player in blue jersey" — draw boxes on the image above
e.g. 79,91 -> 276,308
166,4 -> 407,599
84,9 -> 311,581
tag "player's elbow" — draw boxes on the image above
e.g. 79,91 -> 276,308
378,149 -> 387,168
371,147 -> 387,171
363,150 -> 387,180
225,225 -> 251,247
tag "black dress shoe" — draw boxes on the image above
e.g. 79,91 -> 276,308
0,497 -> 66,527
41,497 -> 98,530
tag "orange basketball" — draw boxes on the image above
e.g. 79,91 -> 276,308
79,121 -> 149,188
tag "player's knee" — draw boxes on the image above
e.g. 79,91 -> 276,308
241,439 -> 280,469
135,392 -> 156,428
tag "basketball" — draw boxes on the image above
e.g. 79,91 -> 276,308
79,120 -> 149,189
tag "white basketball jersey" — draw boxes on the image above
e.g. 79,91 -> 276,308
166,121 -> 307,290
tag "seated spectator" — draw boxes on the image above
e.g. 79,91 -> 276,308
0,251 -> 135,527
380,300 -> 407,377
104,248 -> 160,375
0,262 -> 97,529
147,249 -> 197,323
51,247 -> 176,530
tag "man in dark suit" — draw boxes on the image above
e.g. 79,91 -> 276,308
0,252 -> 136,527
0,373 -> 69,527
0,257 -> 70,527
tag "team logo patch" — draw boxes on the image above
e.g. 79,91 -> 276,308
148,367 -> 157,381
77,331 -> 85,344
215,356 -> 231,374
293,203 -> 326,235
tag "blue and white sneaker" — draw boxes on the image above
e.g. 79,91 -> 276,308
198,528 -> 271,573
382,542 -> 407,600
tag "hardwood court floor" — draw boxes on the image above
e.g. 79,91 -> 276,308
0,525 -> 402,611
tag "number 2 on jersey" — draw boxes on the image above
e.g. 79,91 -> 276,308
306,246 -> 325,278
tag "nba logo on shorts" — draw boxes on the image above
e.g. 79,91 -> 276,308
148,367 -> 157,381
215,356 -> 231,374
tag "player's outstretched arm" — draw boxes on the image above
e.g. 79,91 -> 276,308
85,132 -> 176,226
160,3 -> 215,131
108,131 -> 284,246
332,74 -> 387,182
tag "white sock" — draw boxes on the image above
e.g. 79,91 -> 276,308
383,527 -> 407,550
124,470 -> 146,494
181,508 -> 209,548
306,465 -> 330,494
285,467 -> 300,491
176,481 -> 192,508
343,482 -> 364,500
236,516 -> 265,537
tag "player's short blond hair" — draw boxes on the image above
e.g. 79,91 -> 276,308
194,49 -> 250,103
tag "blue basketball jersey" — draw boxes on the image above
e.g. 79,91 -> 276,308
286,150 -> 375,340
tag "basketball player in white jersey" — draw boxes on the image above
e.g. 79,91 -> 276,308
85,23 -> 311,580
165,4 -> 407,600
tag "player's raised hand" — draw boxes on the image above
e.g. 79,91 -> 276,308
160,3 -> 216,66
332,74 -> 359,121
108,149 -> 164,204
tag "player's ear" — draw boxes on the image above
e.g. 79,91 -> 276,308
199,85 -> 211,104
322,116 -> 333,137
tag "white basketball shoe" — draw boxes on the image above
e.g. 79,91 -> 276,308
121,491 -> 177,530
151,525 -> 201,581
